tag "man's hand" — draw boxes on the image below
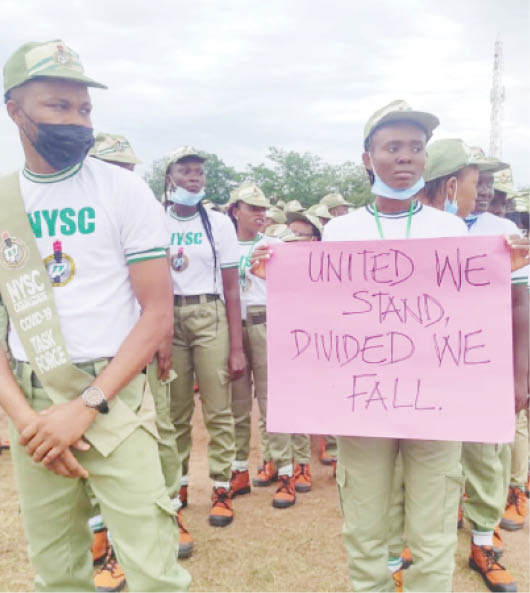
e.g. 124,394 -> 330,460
505,234 -> 530,272
229,349 -> 246,381
19,398 -> 97,464
44,442 -> 90,479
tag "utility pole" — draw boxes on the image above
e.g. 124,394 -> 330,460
489,35 -> 505,158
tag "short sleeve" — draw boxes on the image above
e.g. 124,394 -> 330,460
118,174 -> 170,265
215,213 -> 240,269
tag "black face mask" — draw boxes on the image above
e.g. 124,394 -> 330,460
22,111 -> 94,172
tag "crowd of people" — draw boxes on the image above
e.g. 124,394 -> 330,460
0,39 -> 528,593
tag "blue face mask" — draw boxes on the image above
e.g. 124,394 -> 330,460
444,180 -> 459,215
464,214 -> 478,229
171,186 -> 205,206
369,155 -> 425,201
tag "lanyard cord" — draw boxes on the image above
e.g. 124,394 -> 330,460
372,200 -> 415,240
239,234 -> 260,281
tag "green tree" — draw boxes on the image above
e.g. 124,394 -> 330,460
144,157 -> 168,202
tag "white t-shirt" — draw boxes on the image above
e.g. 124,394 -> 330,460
167,207 -> 239,296
8,157 -> 169,363
468,212 -> 528,285
323,202 -> 468,241
237,232 -> 281,319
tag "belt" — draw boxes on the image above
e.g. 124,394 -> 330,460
13,358 -> 145,389
243,311 -> 267,326
174,294 -> 220,306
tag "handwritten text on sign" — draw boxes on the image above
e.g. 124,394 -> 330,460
266,237 -> 514,443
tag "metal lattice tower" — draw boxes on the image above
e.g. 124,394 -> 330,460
489,35 -> 505,158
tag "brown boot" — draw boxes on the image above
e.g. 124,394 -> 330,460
179,484 -> 188,508
272,474 -> 296,508
209,487 -> 233,527
493,526 -> 504,559
94,546 -> 126,592
230,469 -> 251,498
294,463 -> 312,493
91,528 -> 108,566
177,510 -> 193,559
469,543 -> 517,592
500,487 -> 527,531
319,437 -> 335,466
252,460 -> 278,487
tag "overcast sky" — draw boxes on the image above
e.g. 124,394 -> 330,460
1,0 -> 528,187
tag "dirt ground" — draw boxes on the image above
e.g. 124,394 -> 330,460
0,400 -> 528,592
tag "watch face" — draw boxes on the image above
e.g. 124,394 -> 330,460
83,386 -> 105,407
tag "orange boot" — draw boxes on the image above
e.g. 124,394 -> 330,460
469,542 -> 516,592
294,463 -> 312,493
94,546 -> 126,592
252,460 -> 278,487
319,437 -> 335,466
91,528 -> 109,566
500,487 -> 527,531
493,526 -> 504,559
392,570 -> 403,592
230,469 -> 251,498
177,510 -> 193,559
209,487 -> 233,527
400,547 -> 413,570
272,474 -> 296,508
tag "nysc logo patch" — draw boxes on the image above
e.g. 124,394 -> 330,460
43,240 -> 75,287
171,247 -> 189,273
0,231 -> 29,270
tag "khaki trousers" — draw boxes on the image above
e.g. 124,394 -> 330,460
511,410 -> 529,488
336,436 -> 462,592
170,300 -> 235,482
387,452 -> 405,558
462,442 -> 511,531
10,363 -> 190,592
230,308 -> 310,469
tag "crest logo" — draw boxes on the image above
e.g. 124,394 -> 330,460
43,240 -> 75,287
54,44 -> 75,66
0,231 -> 29,270
171,247 -> 189,272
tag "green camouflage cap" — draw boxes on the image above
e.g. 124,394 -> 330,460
424,138 -> 505,182
275,199 -> 286,210
307,203 -> 332,219
284,199 -> 304,213
229,182 -> 270,208
493,167 -> 518,196
286,210 -> 324,237
89,132 -> 141,165
168,145 -> 205,164
468,147 -> 509,175
364,100 -> 439,143
319,192 -> 353,210
4,40 -> 107,95
266,207 -> 287,224
265,223 -> 291,238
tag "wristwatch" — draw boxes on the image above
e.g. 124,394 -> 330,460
81,385 -> 109,414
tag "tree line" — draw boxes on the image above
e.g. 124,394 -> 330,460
144,146 -> 373,208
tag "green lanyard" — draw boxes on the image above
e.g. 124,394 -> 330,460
239,234 -> 260,282
372,200 -> 415,239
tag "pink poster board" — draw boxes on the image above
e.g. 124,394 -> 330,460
266,236 -> 515,443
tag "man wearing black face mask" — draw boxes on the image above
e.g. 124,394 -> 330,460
0,40 -> 190,591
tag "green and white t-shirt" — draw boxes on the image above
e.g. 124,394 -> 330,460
468,212 -> 529,285
167,206 -> 239,296
9,157 -> 168,363
237,232 -> 281,319
322,202 -> 468,241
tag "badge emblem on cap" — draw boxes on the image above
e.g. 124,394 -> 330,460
43,240 -> 75,286
0,232 -> 29,270
171,248 -> 189,272
54,44 -> 76,66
